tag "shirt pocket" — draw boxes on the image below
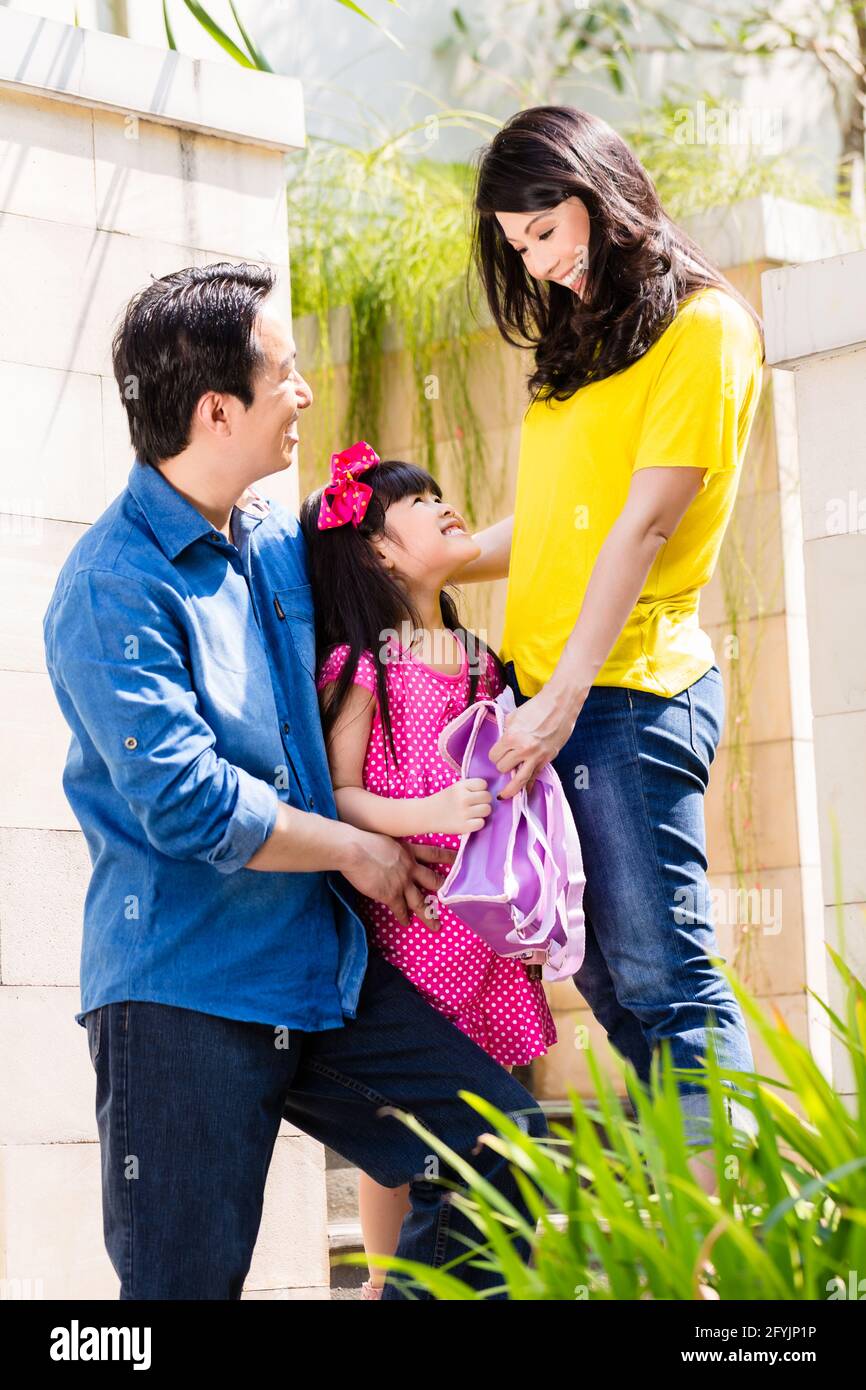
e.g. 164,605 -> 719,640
85,1006 -> 102,1069
274,584 -> 317,679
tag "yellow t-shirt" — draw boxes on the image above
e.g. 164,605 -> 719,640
500,286 -> 764,698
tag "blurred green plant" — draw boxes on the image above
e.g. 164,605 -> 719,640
627,90 -> 854,221
285,126 -> 504,521
441,0 -> 866,209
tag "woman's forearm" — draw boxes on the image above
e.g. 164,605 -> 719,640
547,515 -> 667,714
452,515 -> 513,583
334,786 -> 443,837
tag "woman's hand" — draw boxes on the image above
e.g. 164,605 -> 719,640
424,778 -> 493,834
489,683 -> 587,800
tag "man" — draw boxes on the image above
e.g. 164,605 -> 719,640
43,261 -> 547,1301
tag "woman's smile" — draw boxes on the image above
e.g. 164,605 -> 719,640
559,263 -> 586,292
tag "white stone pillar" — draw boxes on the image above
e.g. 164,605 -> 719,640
0,10 -> 330,1299
763,247 -> 866,1104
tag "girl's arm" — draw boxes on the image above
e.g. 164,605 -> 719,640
451,514 -> 513,583
321,681 -> 491,836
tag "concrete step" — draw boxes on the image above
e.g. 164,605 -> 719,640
326,1152 -> 359,1226
326,1148 -> 366,1298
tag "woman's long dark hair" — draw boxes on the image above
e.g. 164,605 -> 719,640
299,459 -> 505,772
470,105 -> 765,402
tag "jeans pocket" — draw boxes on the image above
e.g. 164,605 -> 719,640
686,668 -> 723,776
85,1006 -> 102,1068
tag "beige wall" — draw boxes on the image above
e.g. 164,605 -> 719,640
296,205 -> 859,1106
0,12 -> 327,1300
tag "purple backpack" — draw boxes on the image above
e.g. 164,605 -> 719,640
435,687 -> 586,982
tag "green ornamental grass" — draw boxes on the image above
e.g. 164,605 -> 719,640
335,938 -> 866,1300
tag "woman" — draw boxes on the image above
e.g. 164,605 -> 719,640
454,105 -> 764,1174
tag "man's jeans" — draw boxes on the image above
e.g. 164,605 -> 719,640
84,951 -> 548,1300
505,660 -> 758,1143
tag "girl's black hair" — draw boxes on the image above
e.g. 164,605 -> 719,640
470,105 -> 765,403
299,459 -> 506,774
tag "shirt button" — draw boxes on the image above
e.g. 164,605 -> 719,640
123,736 -> 138,750
308,796 -> 315,809
282,721 -> 290,733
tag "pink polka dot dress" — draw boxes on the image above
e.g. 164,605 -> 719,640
317,633 -> 557,1067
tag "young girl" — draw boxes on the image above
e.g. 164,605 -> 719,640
299,441 -> 557,1300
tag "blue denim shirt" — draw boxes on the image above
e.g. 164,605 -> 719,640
43,459 -> 368,1031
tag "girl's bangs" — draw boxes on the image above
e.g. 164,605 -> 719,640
371,460 -> 442,506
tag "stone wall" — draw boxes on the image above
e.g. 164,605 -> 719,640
0,10 -> 328,1300
763,246 -> 866,1108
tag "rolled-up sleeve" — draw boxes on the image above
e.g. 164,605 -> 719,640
48,568 -> 279,874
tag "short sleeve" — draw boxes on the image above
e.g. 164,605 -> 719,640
316,643 -> 378,694
632,292 -> 763,494
484,649 -> 506,698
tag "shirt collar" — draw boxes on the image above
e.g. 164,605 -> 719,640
234,483 -> 271,520
126,458 -> 271,562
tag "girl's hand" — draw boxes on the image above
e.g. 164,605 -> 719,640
489,685 -> 586,800
425,778 -> 492,835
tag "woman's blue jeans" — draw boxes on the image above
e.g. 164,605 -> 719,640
505,660 -> 758,1143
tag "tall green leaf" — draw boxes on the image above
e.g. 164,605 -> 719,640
180,0 -> 257,68
228,0 -> 272,71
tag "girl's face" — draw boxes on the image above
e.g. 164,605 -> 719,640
495,196 -> 591,297
373,488 -> 481,586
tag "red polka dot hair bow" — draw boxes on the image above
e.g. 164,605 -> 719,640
317,440 -> 381,530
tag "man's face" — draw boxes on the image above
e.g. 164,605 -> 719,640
239,302 -> 313,478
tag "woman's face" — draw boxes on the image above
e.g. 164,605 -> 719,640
495,196 -> 591,297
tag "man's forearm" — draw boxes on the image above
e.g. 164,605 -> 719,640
548,515 -> 667,713
244,800 -> 360,873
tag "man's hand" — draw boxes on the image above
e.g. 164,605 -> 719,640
489,684 -> 586,800
403,839 -> 457,877
403,840 -> 456,929
340,831 -> 454,926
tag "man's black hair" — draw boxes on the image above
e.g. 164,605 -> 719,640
111,261 -> 276,468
